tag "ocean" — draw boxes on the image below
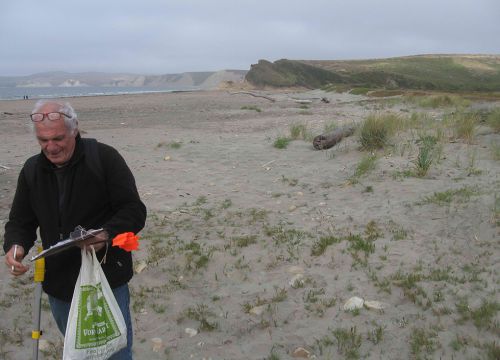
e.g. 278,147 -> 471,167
0,85 -> 198,101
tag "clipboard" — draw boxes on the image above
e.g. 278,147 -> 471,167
30,226 -> 105,262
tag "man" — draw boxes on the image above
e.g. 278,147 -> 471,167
3,100 -> 147,359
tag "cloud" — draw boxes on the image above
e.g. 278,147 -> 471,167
1,0 -> 499,75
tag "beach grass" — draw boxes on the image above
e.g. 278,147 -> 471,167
273,136 -> 291,149
358,113 -> 401,150
443,110 -> 479,144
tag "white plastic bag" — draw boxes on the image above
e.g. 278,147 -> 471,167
63,248 -> 127,360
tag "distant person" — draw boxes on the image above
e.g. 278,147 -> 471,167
3,100 -> 147,359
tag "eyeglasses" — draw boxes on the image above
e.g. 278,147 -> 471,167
30,112 -> 70,122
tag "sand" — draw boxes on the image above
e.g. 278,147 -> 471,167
0,89 -> 498,359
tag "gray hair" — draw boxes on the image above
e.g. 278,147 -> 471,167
31,100 -> 78,134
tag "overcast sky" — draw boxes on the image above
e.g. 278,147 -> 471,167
1,0 -> 499,76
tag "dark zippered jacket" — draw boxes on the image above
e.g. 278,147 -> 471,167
3,135 -> 147,301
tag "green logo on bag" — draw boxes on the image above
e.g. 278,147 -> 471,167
75,284 -> 121,349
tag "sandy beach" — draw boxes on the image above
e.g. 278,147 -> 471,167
0,89 -> 498,359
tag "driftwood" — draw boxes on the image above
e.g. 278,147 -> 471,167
229,91 -> 275,102
293,99 -> 312,104
313,126 -> 356,150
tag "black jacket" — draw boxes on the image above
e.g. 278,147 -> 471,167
3,135 -> 147,301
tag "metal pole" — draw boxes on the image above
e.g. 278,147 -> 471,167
32,247 -> 45,360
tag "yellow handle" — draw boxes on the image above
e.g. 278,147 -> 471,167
34,246 -> 45,282
32,330 -> 41,339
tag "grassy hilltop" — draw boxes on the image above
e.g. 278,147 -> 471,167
246,54 -> 500,92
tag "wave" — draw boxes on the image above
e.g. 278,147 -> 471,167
0,86 -> 199,100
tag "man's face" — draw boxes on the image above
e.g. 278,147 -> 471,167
34,103 -> 77,166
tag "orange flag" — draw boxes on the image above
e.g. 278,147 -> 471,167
112,232 -> 139,251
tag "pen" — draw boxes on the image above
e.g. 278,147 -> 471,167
11,245 -> 18,272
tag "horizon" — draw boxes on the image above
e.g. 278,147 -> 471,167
2,53 -> 500,78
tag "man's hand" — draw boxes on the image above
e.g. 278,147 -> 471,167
5,245 -> 29,276
79,230 -> 109,252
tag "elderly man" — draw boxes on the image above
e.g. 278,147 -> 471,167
3,100 -> 146,359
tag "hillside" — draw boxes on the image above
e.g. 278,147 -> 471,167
0,70 -> 248,90
245,59 -> 343,88
245,55 -> 500,92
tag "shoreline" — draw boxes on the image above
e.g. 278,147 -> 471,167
0,86 -> 202,101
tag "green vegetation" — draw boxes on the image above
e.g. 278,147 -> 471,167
144,234 -> 172,265
493,193 -> 500,227
180,304 -> 219,331
289,122 -> 312,140
168,141 -> 182,149
387,220 -> 408,241
245,59 -> 343,88
346,233 -> 375,255
410,327 -> 437,358
194,195 -> 207,205
183,241 -> 212,270
332,327 -> 362,359
246,55 -> 500,91
367,325 -> 385,345
365,220 -> 383,240
303,288 -> 337,316
265,223 -> 308,246
415,146 -> 433,177
241,105 -> 262,112
273,136 -> 291,149
414,94 -> 470,108
156,140 -> 182,149
350,87 -> 371,95
358,113 -> 401,150
414,135 -> 438,177
484,341 -> 500,359
314,327 -> 362,359
220,198 -> 232,209
271,287 -> 288,303
349,154 -> 377,183
470,300 -> 499,329
391,270 -> 431,308
267,351 -> 281,360
290,123 -> 306,139
486,107 -> 500,132
232,235 -> 258,248
407,111 -> 434,129
323,120 -> 337,132
242,287 -> 288,315
448,111 -> 479,143
280,175 -> 298,186
456,298 -> 500,329
492,141 -> 500,161
419,186 -> 479,205
311,235 -> 341,256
